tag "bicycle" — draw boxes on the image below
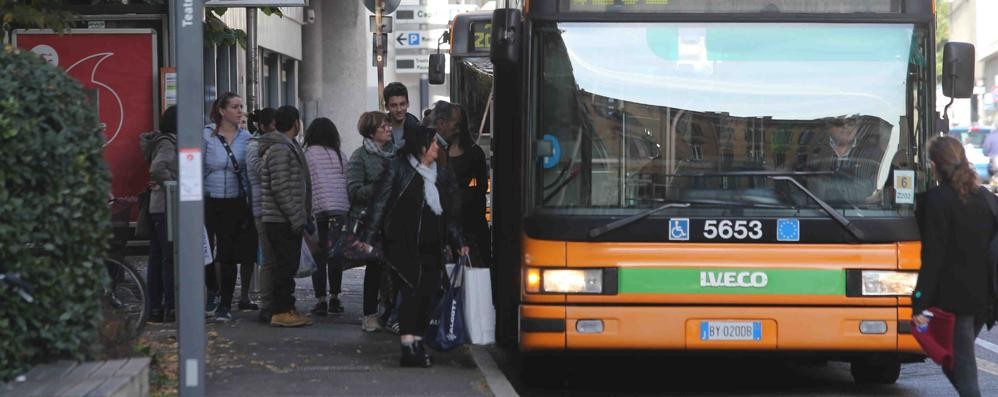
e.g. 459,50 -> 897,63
105,197 -> 149,340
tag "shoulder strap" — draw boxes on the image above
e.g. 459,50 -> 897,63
217,134 -> 248,197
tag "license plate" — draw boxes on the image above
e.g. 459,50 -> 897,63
700,321 -> 762,341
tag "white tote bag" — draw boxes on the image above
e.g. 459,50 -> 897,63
461,256 -> 496,345
296,233 -> 318,278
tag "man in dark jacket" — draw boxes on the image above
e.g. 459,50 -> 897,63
139,106 -> 178,323
384,82 -> 421,150
259,106 -> 314,327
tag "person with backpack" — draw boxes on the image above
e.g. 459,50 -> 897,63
913,135 -> 997,397
139,105 -> 178,323
304,118 -> 349,316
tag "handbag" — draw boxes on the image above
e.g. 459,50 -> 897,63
133,189 -> 152,240
461,255 -> 496,345
328,209 -> 383,263
296,232 -> 318,278
911,307 -> 956,371
425,263 -> 468,351
217,134 -> 253,230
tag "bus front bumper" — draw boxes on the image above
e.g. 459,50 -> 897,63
520,305 -> 921,354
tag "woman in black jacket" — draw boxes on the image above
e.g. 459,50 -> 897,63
449,104 -> 491,268
356,126 -> 468,368
913,135 -> 995,396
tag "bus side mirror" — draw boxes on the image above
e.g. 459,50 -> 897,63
428,53 -> 446,85
942,42 -> 975,99
491,8 -> 522,67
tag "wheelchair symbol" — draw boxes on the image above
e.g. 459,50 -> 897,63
669,219 -> 689,241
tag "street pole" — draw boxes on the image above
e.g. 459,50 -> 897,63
246,8 -> 258,117
376,0 -> 385,112
175,0 -> 206,396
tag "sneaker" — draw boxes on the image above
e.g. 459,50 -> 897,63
328,297 -> 344,314
148,309 -> 164,323
310,301 -> 328,316
238,300 -> 260,311
205,293 -> 219,316
362,314 -> 382,332
270,311 -> 310,327
214,306 -> 232,322
385,320 -> 400,335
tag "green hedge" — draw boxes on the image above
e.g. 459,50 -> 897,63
0,45 -> 110,381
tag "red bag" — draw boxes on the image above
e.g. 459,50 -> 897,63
911,307 -> 956,371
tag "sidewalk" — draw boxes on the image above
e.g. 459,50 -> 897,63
150,266 -> 494,397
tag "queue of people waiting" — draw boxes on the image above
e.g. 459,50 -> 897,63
138,82 -> 491,368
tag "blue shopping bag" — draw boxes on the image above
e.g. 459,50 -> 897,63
425,262 -> 468,351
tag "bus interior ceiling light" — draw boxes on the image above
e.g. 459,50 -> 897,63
860,271 -> 917,296
542,269 -> 603,294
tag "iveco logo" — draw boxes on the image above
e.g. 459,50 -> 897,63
700,271 -> 769,288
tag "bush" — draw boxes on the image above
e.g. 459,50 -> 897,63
0,45 -> 110,381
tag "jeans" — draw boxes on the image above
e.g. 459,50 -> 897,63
264,222 -> 302,314
146,213 -> 174,311
311,214 -> 344,299
256,218 -> 274,311
363,260 -> 382,316
944,315 -> 984,397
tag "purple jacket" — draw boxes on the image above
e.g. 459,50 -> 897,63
305,146 -> 350,216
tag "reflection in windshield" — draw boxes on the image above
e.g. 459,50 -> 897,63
537,22 -> 926,216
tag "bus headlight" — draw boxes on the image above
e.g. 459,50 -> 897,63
860,271 -> 918,296
542,269 -> 603,294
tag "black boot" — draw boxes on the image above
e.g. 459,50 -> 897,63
414,340 -> 433,367
148,309 -> 164,323
400,342 -> 433,368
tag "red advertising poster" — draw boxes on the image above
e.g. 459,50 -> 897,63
14,30 -> 157,202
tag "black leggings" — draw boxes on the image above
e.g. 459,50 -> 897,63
205,197 -> 251,309
398,249 -> 442,336
312,214 -> 344,299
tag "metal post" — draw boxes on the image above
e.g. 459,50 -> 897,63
175,1 -> 206,396
246,8 -> 258,114
376,0 -> 385,111
420,77 -> 429,113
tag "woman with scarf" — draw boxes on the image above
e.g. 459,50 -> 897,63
356,126 -> 468,367
347,111 -> 397,331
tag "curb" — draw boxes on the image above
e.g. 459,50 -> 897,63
469,345 -> 519,397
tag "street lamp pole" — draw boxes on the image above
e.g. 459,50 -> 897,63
174,0 -> 207,396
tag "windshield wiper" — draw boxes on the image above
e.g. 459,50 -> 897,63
769,176 -> 866,241
588,202 -> 691,239
673,170 -> 834,177
587,198 -> 786,239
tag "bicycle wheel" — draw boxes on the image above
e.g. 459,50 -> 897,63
104,258 -> 148,339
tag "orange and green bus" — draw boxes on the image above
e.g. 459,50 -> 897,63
487,0 -> 969,384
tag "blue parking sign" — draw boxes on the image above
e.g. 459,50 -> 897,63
408,33 -> 420,46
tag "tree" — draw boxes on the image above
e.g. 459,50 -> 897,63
936,0 -> 950,82
1,0 -> 75,43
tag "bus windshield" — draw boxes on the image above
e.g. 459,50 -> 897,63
537,22 -> 928,218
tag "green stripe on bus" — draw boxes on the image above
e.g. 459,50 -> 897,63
618,268 -> 845,295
